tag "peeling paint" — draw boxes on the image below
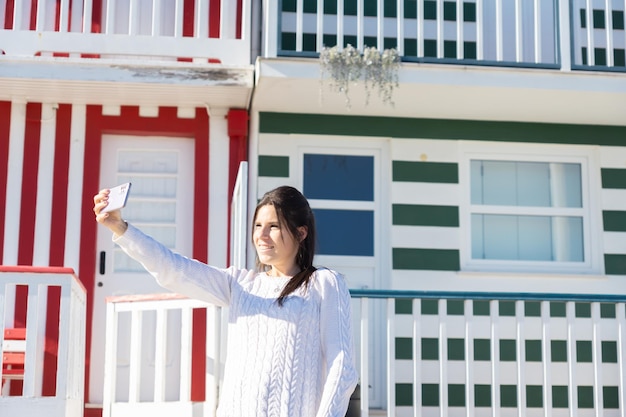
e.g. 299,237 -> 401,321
120,66 -> 247,85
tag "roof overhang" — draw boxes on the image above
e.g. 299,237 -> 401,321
0,56 -> 255,110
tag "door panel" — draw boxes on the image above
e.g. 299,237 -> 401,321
297,140 -> 390,409
89,135 -> 194,404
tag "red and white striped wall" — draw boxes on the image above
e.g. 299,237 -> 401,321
0,99 -> 248,412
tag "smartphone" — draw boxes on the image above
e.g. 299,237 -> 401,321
102,182 -> 132,213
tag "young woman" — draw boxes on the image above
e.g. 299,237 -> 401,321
93,185 -> 358,417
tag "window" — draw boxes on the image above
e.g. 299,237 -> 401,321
460,145 -> 602,274
303,153 -> 375,256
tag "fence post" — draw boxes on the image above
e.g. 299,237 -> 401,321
558,0 -> 572,71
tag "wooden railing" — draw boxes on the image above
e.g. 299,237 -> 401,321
102,293 -> 222,417
264,0 -> 626,72
0,266 -> 86,417
102,288 -> 626,416
0,0 -> 251,65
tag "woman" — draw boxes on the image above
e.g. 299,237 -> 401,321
93,185 -> 358,417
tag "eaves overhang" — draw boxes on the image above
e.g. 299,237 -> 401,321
0,56 -> 255,110
253,57 -> 626,127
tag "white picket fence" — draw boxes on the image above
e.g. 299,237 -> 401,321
102,293 -> 222,417
0,0 -> 251,64
101,289 -> 626,417
0,266 -> 86,417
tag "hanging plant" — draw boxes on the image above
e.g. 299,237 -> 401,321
320,44 -> 400,108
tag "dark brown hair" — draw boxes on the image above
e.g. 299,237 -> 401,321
253,186 -> 317,306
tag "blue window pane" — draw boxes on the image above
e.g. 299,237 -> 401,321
304,154 -> 374,201
314,209 -> 374,256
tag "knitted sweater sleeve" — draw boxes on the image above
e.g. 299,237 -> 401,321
113,224 -> 234,306
315,270 -> 359,417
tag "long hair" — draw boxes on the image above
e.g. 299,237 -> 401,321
253,186 -> 317,306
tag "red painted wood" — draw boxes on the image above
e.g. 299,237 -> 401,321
3,0 -> 14,29
0,101 -> 11,262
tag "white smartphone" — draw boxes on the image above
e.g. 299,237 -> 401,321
102,182 -> 132,213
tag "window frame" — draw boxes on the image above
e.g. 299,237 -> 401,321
459,142 -> 604,275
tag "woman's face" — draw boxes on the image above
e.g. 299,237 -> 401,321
253,204 -> 304,276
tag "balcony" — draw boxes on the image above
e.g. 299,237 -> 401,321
255,0 -> 626,123
0,0 -> 254,108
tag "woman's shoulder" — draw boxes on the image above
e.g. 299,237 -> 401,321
312,267 -> 347,288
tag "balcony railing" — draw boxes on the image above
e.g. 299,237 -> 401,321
264,0 -> 626,72
0,0 -> 251,65
102,289 -> 626,416
0,266 -> 86,417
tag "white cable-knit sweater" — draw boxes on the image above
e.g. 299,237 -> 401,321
114,225 -> 358,417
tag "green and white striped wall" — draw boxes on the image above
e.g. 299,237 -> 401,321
257,112 -> 626,281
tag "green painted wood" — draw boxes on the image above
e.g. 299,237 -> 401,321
601,168 -> 626,189
603,210 -> 626,231
605,254 -> 626,275
392,248 -> 460,270
258,155 -> 289,177
393,161 -> 458,183
392,203 -> 459,226
259,112 -> 626,146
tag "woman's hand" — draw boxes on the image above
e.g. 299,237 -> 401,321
93,189 -> 128,236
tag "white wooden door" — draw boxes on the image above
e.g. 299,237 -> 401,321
296,138 -> 391,409
89,135 -> 195,405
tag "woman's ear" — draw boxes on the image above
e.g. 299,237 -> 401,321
297,226 -> 308,242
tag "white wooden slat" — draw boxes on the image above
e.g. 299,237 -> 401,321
33,104 -> 56,267
2,102 -> 26,266
495,0 -> 503,61
617,303 -> 626,417
412,298 -> 421,417
558,0 -> 572,70
154,308 -> 167,402
534,0 -> 542,64
151,0 -> 162,36
541,301 -> 553,417
417,0 -> 424,57
55,282 -> 73,397
316,0 -> 324,51
386,298 -> 395,417
591,303 -> 602,417
490,299 -> 500,413
196,0 -> 209,39
179,306 -> 193,400
605,0 -> 614,66
36,0 -> 46,32
356,0 -> 364,51
438,299 -> 447,417
263,0 -> 278,56
456,0 -> 463,59
360,298 -> 370,417
105,0 -> 117,34
585,0 -> 595,65
103,303 -> 119,417
174,0 -> 185,38
59,0 -> 71,32
377,0 -> 383,49
515,0 -> 523,62
12,0 -> 23,31
296,0 -> 303,52
396,0 -> 404,55
515,300 -> 525,417
476,0 -> 484,60
64,104 -> 86,272
436,0 -> 443,58
566,301 -> 578,417
82,0 -> 93,33
129,1 -> 140,36
0,283 -> 6,378
23,284 -> 47,397
128,309 -> 143,402
337,0 -> 344,49
464,299 -> 473,417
